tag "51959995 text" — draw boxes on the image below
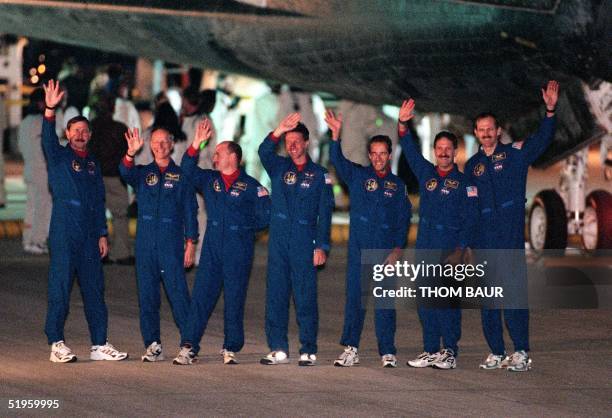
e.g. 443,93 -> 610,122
7,399 -> 60,409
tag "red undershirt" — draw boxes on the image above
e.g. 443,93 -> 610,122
375,168 -> 389,178
436,167 -> 452,177
221,170 -> 240,191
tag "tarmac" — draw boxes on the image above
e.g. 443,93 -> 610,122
0,237 -> 610,417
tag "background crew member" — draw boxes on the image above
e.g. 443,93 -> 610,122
173,119 -> 270,366
465,81 -> 559,372
120,126 -> 198,362
42,80 -> 127,363
398,99 -> 478,370
258,113 -> 334,366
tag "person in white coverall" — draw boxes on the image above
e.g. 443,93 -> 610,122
17,88 -> 52,254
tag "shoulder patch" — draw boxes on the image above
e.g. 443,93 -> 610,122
257,186 -> 269,197
512,141 -> 524,150
467,186 -> 478,197
324,173 -> 333,185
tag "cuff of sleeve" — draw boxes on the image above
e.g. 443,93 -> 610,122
122,156 -> 134,168
187,145 -> 199,157
398,125 -> 408,138
317,243 -> 331,252
269,132 -> 281,143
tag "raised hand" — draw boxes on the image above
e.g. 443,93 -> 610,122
193,118 -> 213,150
399,99 -> 416,123
324,109 -> 343,141
124,128 -> 144,156
42,79 -> 64,110
542,80 -> 559,111
273,112 -> 300,137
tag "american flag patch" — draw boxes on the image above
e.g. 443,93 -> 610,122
467,186 -> 478,197
512,141 -> 524,149
257,186 -> 269,197
324,173 -> 332,185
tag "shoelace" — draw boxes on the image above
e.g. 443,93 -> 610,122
511,352 -> 525,363
56,343 -> 72,356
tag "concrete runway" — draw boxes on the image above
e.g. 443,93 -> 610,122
0,238 -> 610,417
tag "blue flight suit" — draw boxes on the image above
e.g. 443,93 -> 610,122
180,149 -> 271,354
330,140 -> 411,356
258,134 -> 334,355
119,158 -> 198,348
465,115 -> 556,355
42,116 -> 109,346
400,131 -> 478,356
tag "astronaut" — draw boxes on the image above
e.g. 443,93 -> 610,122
398,99 -> 478,370
465,81 -> 559,372
258,113 -> 334,366
173,119 -> 271,366
326,110 -> 411,368
119,126 -> 198,362
42,80 -> 127,363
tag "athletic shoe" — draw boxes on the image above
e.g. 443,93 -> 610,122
90,342 -> 128,361
432,349 -> 456,370
407,351 -> 439,368
381,354 -> 398,368
334,346 -> 360,367
507,350 -> 532,372
298,353 -> 317,366
141,342 -> 164,362
260,351 -> 289,365
173,346 -> 197,365
50,341 -> 77,363
25,243 -> 48,255
220,349 -> 238,365
479,353 -> 510,369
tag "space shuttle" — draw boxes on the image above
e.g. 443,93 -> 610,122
0,0 -> 610,249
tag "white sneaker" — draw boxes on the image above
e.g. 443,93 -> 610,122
382,354 -> 398,368
507,350 -> 532,372
220,349 -> 238,365
25,243 -> 48,255
432,349 -> 456,370
407,351 -> 440,368
50,341 -> 77,363
90,342 -> 128,361
260,351 -> 289,365
173,346 -> 197,365
334,346 -> 359,367
479,353 -> 510,370
141,342 -> 164,362
298,353 -> 317,366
